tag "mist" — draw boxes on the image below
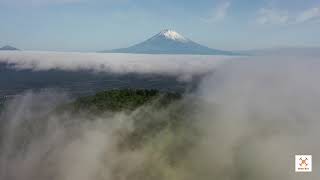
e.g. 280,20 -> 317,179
0,54 -> 319,180
0,51 -> 228,81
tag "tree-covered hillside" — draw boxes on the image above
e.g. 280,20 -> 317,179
73,89 -> 182,112
68,89 -> 196,151
0,89 -> 201,180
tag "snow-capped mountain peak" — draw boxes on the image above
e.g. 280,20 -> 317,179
156,29 -> 189,42
103,29 -> 236,55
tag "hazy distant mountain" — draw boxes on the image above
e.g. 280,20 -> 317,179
237,47 -> 320,56
102,29 -> 237,55
0,45 -> 20,51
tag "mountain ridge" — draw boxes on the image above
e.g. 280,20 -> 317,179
0,45 -> 20,51
101,30 -> 237,55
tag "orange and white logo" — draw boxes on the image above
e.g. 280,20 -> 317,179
295,155 -> 312,172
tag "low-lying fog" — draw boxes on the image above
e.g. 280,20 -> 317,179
0,51 -> 228,97
0,51 -> 228,81
0,51 -> 319,180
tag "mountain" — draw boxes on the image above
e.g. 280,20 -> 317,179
0,45 -> 20,51
101,29 -> 237,55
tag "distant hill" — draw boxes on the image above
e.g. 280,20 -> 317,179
101,29 -> 237,55
0,45 -> 20,51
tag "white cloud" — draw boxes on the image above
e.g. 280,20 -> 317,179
204,1 -> 231,23
257,6 -> 320,25
296,7 -> 320,23
0,51 -> 230,81
257,8 -> 289,25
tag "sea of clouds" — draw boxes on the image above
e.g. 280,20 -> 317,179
0,51 -> 319,180
0,51 -> 230,81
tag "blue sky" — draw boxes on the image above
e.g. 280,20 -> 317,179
0,0 -> 320,51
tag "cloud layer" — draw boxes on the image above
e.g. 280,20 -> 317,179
0,55 -> 320,180
0,51 -> 230,81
